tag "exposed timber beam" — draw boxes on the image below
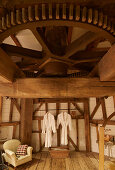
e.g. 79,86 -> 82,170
90,99 -> 101,119
98,44 -> 115,81
103,112 -> 115,127
0,97 -> 2,123
64,32 -> 101,58
20,98 -> 33,145
84,99 -> 91,152
90,119 -> 115,125
72,102 -> 84,115
70,49 -> 107,60
0,47 -> 25,82
1,43 -> 43,60
10,34 -> 22,47
88,65 -> 98,77
99,126 -> 104,170
31,28 -> 51,55
1,78 -> 115,97
67,27 -> 73,44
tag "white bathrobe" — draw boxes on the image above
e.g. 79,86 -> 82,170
57,112 -> 72,145
42,112 -> 56,147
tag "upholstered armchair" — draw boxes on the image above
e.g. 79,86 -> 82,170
2,139 -> 33,169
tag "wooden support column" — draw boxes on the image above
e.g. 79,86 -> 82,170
68,102 -> 70,147
99,126 -> 104,170
20,98 -> 33,145
9,98 -> 13,122
84,99 -> 91,152
56,103 -> 60,146
113,96 -> 115,110
96,124 -> 99,141
76,119 -> 79,149
45,102 -> 48,112
12,125 -> 17,139
38,120 -> 41,150
0,97 -> 3,123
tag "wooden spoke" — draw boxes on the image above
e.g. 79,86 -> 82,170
31,28 -> 51,56
73,58 -> 101,65
1,43 -> 43,60
67,27 -> 73,44
70,49 -> 108,60
10,34 -> 22,47
64,32 -> 101,59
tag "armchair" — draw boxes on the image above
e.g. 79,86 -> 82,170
2,139 -> 33,169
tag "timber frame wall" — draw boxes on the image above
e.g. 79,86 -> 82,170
0,97 -> 115,153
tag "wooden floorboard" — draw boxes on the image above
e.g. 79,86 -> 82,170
7,151 -> 112,170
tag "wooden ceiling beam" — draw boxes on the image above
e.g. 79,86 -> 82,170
88,65 -> 98,77
1,78 -> 115,97
98,44 -> 115,81
0,48 -> 25,83
64,32 -> 101,59
1,43 -> 43,60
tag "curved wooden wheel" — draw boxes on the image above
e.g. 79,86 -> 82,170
0,3 -> 115,79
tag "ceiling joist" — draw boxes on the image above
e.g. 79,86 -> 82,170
98,44 -> 115,81
0,78 -> 115,97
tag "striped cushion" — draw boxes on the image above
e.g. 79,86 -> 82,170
16,145 -> 28,156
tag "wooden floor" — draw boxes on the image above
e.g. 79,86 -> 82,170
8,151 -> 110,170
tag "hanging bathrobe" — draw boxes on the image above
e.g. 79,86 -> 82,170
42,112 -> 56,147
57,112 -> 72,145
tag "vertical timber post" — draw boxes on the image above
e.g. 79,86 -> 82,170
0,97 -> 2,123
84,98 -> 91,152
20,98 -> 33,145
99,126 -> 104,170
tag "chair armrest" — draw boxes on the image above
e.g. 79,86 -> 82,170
5,149 -> 15,156
27,147 -> 33,156
5,149 -> 17,161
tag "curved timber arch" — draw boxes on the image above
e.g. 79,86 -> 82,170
0,3 -> 115,43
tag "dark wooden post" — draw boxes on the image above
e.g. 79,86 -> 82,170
20,98 -> 33,145
84,99 -> 91,152
56,102 -> 60,146
0,97 -> 2,123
